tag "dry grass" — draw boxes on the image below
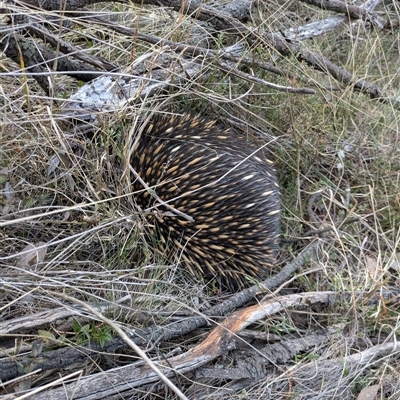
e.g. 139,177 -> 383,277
1,0 -> 400,399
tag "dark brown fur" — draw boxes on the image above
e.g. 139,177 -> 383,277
130,114 -> 280,290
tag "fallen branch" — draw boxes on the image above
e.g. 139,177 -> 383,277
7,291 -> 340,398
16,290 -> 399,399
0,242 -> 316,382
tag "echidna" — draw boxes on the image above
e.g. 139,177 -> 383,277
130,114 -> 280,290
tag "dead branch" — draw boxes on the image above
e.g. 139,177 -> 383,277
277,341 -> 400,399
298,0 -> 382,22
9,290 -> 399,399
0,32 -> 99,94
2,291 -> 340,398
5,11 -> 117,71
2,0 -> 395,108
0,242 -> 316,382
